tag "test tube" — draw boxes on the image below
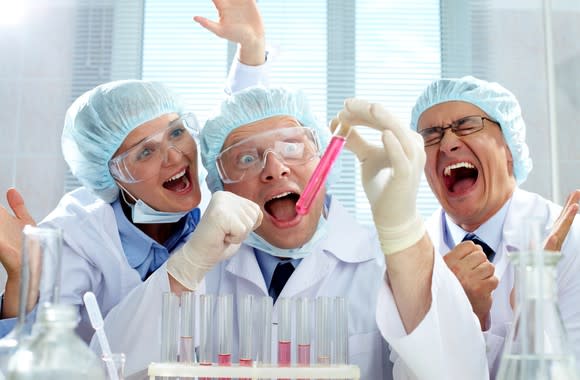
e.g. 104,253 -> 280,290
160,292 -> 179,363
316,296 -> 333,365
239,294 -> 254,366
239,295 -> 253,380
296,298 -> 311,367
277,297 -> 292,368
296,122 -> 351,215
256,296 -> 273,366
198,293 -> 214,380
217,294 -> 233,380
179,291 -> 195,363
334,297 -> 348,365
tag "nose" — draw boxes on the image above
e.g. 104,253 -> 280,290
439,127 -> 461,153
260,150 -> 290,182
162,145 -> 183,165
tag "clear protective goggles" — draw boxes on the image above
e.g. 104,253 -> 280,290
108,113 -> 200,184
216,126 -> 321,184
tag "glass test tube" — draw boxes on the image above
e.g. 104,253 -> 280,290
295,122 -> 351,215
256,296 -> 273,365
334,297 -> 348,365
161,292 -> 179,363
217,294 -> 233,374
296,298 -> 311,367
277,297 -> 292,367
316,296 -> 333,365
199,293 -> 214,380
239,295 -> 254,366
179,291 -> 195,363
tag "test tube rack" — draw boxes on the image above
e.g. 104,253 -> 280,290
148,362 -> 360,379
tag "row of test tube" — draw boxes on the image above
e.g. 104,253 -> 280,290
160,293 -> 349,375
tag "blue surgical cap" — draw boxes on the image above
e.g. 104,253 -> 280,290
201,86 -> 338,192
61,80 -> 184,202
410,76 -> 533,184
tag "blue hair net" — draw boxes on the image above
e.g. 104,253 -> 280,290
61,80 -> 184,202
201,86 -> 339,192
410,76 -> 533,184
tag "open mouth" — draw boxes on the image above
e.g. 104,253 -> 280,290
264,192 -> 300,222
443,162 -> 478,194
162,167 -> 192,192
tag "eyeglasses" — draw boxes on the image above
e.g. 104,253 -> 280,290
216,126 -> 320,184
419,115 -> 500,147
108,113 -> 200,183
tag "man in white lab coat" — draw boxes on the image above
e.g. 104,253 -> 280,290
411,76 -> 580,377
99,86 -> 488,379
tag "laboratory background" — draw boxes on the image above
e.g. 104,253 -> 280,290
0,0 -> 578,264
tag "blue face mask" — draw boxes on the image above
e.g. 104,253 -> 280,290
117,184 -> 189,224
244,216 -> 328,259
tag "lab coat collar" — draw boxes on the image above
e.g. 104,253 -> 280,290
502,188 -> 552,250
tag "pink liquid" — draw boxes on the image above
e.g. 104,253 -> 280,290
298,344 -> 311,366
218,353 -> 231,380
317,355 -> 330,365
296,136 -> 346,215
239,358 -> 253,380
278,341 -> 291,366
199,361 -> 211,380
278,341 -> 291,380
179,336 -> 193,362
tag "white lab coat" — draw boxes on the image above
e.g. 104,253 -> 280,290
98,197 -> 488,380
426,188 -> 580,377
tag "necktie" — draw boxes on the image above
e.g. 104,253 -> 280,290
462,233 -> 496,262
269,261 -> 295,303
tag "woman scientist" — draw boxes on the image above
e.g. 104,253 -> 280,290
0,0 -> 269,340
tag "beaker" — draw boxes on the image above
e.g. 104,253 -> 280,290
0,226 -> 63,371
497,221 -> 578,380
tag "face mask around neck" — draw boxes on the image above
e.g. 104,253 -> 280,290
244,215 -> 328,259
117,184 -> 189,224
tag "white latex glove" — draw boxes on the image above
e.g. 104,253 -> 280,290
333,98 -> 426,255
167,191 -> 263,290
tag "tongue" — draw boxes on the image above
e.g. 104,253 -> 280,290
164,176 -> 189,192
268,198 -> 297,221
451,177 -> 476,194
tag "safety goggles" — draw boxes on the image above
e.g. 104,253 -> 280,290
216,126 -> 320,184
108,113 -> 200,183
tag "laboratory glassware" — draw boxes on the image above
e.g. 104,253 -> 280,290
316,297 -> 333,365
217,294 -> 233,380
296,298 -> 311,367
239,294 -> 254,380
6,303 -> 106,380
179,291 -> 195,363
84,292 -> 119,380
335,297 -> 349,365
497,221 -> 578,380
296,122 -> 351,215
199,294 -> 214,380
0,226 -> 63,371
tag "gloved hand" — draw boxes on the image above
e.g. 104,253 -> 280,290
332,98 -> 426,255
167,190 -> 263,290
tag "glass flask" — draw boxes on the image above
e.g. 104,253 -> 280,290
6,303 -> 106,380
0,226 -> 63,373
497,247 -> 578,379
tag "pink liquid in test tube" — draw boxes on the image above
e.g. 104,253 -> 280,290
278,341 -> 291,366
298,344 -> 311,366
239,358 -> 252,380
218,353 -> 231,380
296,135 -> 347,215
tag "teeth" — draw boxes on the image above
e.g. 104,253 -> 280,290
166,169 -> 186,182
444,162 -> 474,176
269,192 -> 292,201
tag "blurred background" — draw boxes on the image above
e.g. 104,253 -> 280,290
0,0 -> 578,227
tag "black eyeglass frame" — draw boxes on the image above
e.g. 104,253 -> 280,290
419,115 -> 500,147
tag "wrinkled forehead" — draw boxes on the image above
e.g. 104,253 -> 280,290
221,116 -> 303,151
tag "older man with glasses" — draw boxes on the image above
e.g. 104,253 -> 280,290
412,75 -> 580,378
